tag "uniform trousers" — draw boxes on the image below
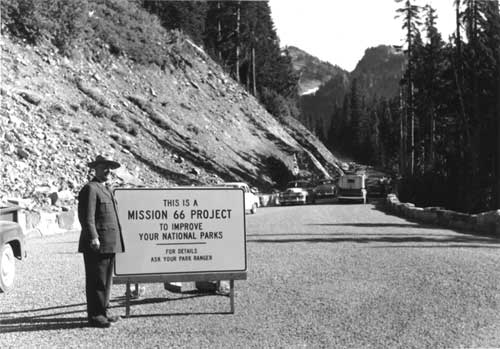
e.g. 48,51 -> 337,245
83,252 -> 115,318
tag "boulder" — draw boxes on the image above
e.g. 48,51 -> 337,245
49,190 -> 74,205
16,147 -> 29,159
57,210 -> 79,230
19,90 -> 42,105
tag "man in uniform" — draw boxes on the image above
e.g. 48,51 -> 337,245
78,155 -> 125,328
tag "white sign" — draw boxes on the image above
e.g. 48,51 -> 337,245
114,188 -> 246,276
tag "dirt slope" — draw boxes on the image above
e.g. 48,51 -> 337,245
0,32 -> 340,208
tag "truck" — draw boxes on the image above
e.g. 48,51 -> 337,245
337,174 -> 367,204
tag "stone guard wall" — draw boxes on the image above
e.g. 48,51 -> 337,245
385,194 -> 500,237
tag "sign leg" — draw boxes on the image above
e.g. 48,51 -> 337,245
125,282 -> 131,318
230,279 -> 235,314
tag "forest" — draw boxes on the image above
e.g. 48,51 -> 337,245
315,0 -> 499,214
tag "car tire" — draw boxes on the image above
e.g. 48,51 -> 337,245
251,203 -> 257,214
0,244 -> 16,293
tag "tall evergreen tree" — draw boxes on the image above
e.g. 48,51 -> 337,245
349,79 -> 363,157
203,1 -> 298,115
396,0 -> 421,175
416,4 -> 446,171
487,0 -> 500,207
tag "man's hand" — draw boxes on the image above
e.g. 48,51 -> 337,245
90,238 -> 100,251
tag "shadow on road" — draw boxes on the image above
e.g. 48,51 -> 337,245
0,291 -> 226,333
114,292 -> 221,306
371,244 -> 500,249
0,316 -> 87,333
308,222 -> 440,229
247,234 -> 500,245
126,311 -> 232,318
0,302 -> 87,316
0,301 -> 114,332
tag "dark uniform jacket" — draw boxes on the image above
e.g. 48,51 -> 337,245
78,178 -> 125,254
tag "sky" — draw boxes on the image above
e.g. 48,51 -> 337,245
269,0 -> 457,72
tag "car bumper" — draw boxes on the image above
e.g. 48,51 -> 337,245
314,193 -> 336,199
280,197 -> 307,205
338,196 -> 364,200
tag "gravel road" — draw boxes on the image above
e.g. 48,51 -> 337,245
1,202 -> 500,348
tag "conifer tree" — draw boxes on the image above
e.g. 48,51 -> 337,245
416,4 -> 446,171
349,79 -> 363,157
395,0 -> 421,175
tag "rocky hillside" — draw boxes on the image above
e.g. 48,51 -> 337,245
0,31 -> 341,210
287,46 -> 348,96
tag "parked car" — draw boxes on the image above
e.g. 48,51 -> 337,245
312,178 -> 337,203
215,182 -> 259,214
365,176 -> 389,197
337,174 -> 367,204
0,205 -> 26,293
279,180 -> 313,205
340,162 -> 350,172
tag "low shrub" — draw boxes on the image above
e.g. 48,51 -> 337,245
2,0 -> 170,63
1,0 -> 47,44
86,0 -> 170,65
48,0 -> 88,55
1,0 -> 88,55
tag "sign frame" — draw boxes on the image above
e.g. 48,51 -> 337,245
112,187 -> 248,316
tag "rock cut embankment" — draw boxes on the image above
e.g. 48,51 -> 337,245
1,31 -> 340,214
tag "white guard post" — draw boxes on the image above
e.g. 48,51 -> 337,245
112,187 -> 247,317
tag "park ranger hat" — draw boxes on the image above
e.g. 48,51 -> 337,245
87,155 -> 121,169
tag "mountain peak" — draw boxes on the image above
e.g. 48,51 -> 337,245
286,46 -> 348,96
351,44 -> 406,99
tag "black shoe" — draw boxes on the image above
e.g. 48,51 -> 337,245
107,315 -> 121,323
89,315 -> 111,328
